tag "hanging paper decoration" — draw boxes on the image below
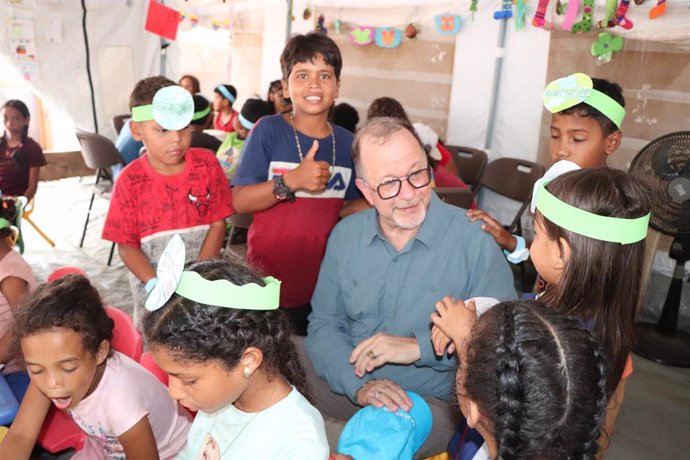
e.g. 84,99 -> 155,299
597,0 -> 618,28
351,26 -> 375,46
435,14 -> 461,35
303,7 -> 312,20
532,0 -> 554,30
189,15 -> 200,28
515,0 -> 527,30
599,0 -> 634,29
571,0 -> 594,33
470,0 -> 478,20
493,0 -> 513,20
405,23 -> 418,39
334,19 -> 341,34
316,15 -> 327,34
591,32 -> 624,63
375,27 -> 403,48
211,19 -> 222,31
561,0 -> 581,30
649,0 -> 667,18
145,0 -> 181,41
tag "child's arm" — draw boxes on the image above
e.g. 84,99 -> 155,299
233,141 -> 330,214
340,198 -> 371,218
118,415 -> 160,460
466,208 -> 517,252
597,379 -> 626,459
197,219 -> 226,260
430,296 -> 477,356
24,166 -> 41,203
118,244 -> 156,283
0,276 -> 29,363
0,382 -> 51,459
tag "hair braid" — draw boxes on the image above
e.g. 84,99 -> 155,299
572,345 -> 608,459
495,306 -> 524,459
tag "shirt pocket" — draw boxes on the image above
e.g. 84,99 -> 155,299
341,277 -> 384,342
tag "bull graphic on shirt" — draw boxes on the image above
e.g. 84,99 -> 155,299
188,188 -> 211,217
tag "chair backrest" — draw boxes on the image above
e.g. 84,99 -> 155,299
477,158 -> 546,203
435,188 -> 474,210
106,306 -> 143,362
139,351 -> 169,386
112,114 -> 130,135
446,146 -> 488,191
75,130 -> 124,170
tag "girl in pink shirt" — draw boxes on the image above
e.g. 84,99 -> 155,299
0,275 -> 191,459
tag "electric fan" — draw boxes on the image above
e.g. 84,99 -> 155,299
629,131 -> 690,367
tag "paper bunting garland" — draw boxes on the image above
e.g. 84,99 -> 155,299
435,14 -> 461,35
351,26 -> 375,45
375,28 -> 403,48
591,32 -> 624,63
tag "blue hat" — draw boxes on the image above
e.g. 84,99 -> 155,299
337,391 -> 433,460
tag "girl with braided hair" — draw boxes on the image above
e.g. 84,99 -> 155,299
433,168 -> 652,457
0,100 -> 46,202
457,301 -> 608,459
143,256 -> 329,459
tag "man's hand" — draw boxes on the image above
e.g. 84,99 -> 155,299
283,140 -> 331,193
430,297 -> 477,356
349,333 -> 421,378
355,379 -> 412,412
466,208 -> 516,252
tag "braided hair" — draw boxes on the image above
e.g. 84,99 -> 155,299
1,100 -> 31,167
143,259 -> 306,395
462,301 -> 608,459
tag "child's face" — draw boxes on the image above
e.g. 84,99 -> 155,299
213,93 -> 229,112
283,54 -> 339,117
232,116 -> 249,139
151,346 -> 248,414
180,77 -> 195,94
2,106 -> 29,136
549,113 -> 621,168
530,215 -> 568,286
130,120 -> 191,174
22,328 -> 108,411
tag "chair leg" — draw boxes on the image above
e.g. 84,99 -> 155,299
107,242 -> 116,266
80,192 -> 96,248
24,217 -> 56,247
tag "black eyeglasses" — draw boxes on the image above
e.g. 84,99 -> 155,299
373,166 -> 432,200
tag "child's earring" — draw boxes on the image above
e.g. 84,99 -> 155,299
243,366 -> 252,379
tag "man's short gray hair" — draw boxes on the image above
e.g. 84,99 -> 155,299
351,117 -> 426,178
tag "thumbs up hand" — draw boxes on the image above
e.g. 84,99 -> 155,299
283,140 -> 331,193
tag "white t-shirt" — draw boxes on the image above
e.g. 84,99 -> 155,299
176,386 -> 329,460
69,352 -> 191,459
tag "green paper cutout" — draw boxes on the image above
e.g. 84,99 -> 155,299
537,182 -> 649,244
176,273 -> 281,310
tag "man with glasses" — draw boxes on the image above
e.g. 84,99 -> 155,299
303,117 -> 516,457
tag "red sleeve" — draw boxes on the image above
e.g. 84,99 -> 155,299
25,138 -> 47,167
437,142 -> 451,167
102,170 -> 141,246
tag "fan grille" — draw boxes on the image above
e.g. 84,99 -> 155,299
629,131 -> 690,237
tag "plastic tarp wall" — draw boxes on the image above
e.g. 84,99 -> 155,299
0,0 -> 176,142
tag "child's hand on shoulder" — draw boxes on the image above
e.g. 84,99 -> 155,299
430,296 -> 477,357
466,208 -> 516,251
284,140 -> 331,193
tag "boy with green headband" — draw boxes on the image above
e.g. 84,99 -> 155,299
468,74 -> 626,263
102,76 -> 234,325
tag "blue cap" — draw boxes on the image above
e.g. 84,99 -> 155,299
337,391 -> 433,460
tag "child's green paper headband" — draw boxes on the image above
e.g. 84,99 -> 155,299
536,181 -> 649,244
543,73 -> 625,129
191,106 -> 211,121
145,234 -> 280,311
131,86 -> 194,131
0,218 -> 10,230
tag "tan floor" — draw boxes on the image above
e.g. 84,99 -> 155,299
20,177 -> 690,459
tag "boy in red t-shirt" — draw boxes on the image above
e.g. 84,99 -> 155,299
103,76 -> 233,324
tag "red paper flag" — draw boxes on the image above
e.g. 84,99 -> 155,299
145,0 -> 180,41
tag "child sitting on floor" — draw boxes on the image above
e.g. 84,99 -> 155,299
0,275 -> 191,459
143,236 -> 328,459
